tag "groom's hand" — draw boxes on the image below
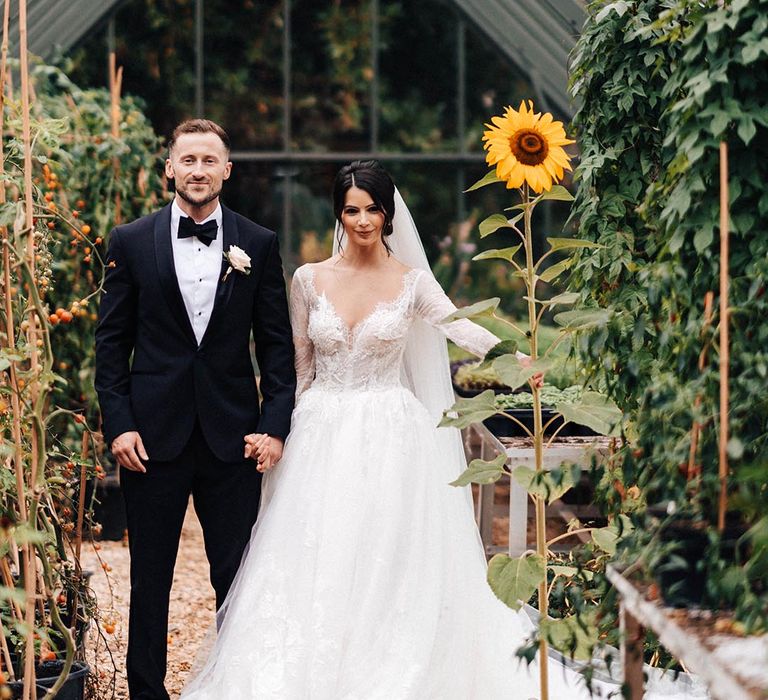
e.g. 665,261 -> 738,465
244,433 -> 284,472
112,431 -> 149,473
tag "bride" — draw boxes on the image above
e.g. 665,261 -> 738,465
181,161 -> 702,699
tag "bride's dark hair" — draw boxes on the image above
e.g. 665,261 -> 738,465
333,160 -> 396,255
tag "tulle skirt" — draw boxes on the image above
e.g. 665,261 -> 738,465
181,386 -> 702,699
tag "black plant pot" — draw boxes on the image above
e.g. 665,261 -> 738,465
483,408 -> 598,439
653,520 -> 709,608
92,476 -> 127,541
7,661 -> 89,700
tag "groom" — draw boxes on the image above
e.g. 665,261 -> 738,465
95,119 -> 296,699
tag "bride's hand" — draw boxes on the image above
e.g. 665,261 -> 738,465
517,353 -> 545,389
245,433 -> 284,472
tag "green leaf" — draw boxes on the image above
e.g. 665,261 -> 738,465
479,214 -> 517,238
591,527 -> 619,555
441,298 -> 499,323
541,292 -> 580,307
450,454 -> 508,487
475,339 -> 519,371
540,614 -> 596,660
465,169 -> 501,192
556,391 -> 622,436
493,356 -> 553,391
473,245 -> 522,264
536,185 -> 574,202
553,308 -> 612,331
0,586 -> 27,606
439,389 -> 499,429
546,237 -> 603,252
539,258 -> 574,283
512,464 -> 578,504
486,553 -> 545,611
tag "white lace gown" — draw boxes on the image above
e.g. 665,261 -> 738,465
181,265 -> 702,700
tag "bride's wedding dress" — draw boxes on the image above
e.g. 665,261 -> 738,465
181,261 -> 704,699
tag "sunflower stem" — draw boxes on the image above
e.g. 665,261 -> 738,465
522,184 -> 549,700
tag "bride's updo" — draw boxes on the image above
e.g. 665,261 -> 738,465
333,160 -> 396,254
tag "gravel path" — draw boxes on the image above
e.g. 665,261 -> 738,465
79,485 -> 542,698
82,503 -> 215,699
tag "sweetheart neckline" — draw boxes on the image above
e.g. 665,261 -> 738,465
305,266 -> 420,338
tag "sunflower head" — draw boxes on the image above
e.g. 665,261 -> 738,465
482,100 -> 574,193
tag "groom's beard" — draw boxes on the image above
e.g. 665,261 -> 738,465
175,181 -> 222,209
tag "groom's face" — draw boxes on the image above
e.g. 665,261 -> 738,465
165,132 -> 232,209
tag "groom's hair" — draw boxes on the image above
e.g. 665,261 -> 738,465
168,119 -> 231,155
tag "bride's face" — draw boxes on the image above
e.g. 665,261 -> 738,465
341,186 -> 385,249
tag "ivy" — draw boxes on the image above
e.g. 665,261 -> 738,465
570,0 -> 768,633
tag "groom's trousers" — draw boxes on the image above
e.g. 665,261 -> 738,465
120,423 -> 262,700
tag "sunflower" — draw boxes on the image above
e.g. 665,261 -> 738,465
482,100 -> 574,193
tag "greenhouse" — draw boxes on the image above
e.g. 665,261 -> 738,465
0,0 -> 766,698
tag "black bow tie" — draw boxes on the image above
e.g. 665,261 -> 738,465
177,216 -> 218,246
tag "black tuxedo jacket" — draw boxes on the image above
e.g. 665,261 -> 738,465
95,203 -> 296,463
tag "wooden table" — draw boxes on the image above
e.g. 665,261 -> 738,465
607,565 -> 768,699
462,424 -> 612,555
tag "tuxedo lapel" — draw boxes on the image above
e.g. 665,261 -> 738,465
153,204 -> 197,345
199,205 -> 240,347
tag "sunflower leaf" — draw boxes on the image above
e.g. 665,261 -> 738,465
493,356 -> 553,391
512,464 -> 578,504
465,170 -> 501,192
475,339 -> 519,371
556,391 -> 622,435
553,308 -> 612,330
487,553 -> 545,611
439,389 -> 499,429
450,454 -> 508,487
547,237 -> 604,252
539,258 -> 574,283
541,291 -> 580,307
441,297 -> 500,323
540,614 -> 597,661
479,214 -> 519,238
473,245 -> 522,264
536,185 -> 575,202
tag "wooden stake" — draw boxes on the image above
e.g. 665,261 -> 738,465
717,142 -> 729,533
109,52 -> 123,225
687,291 -> 714,480
74,432 -> 89,563
18,0 -> 39,694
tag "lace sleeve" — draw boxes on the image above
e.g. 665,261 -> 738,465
289,267 -> 315,399
412,272 -> 503,359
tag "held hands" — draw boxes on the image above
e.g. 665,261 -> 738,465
111,431 -> 149,473
244,434 -> 284,473
517,353 -> 545,389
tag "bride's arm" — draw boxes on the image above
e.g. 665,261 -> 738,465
413,271 -> 527,361
289,268 -> 316,399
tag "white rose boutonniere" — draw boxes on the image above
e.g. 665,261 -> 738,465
223,245 -> 251,281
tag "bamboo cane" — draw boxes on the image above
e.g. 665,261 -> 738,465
18,1 -> 39,694
0,0 -> 26,684
0,619 -> 15,681
0,557 -> 24,622
686,291 -> 714,480
717,142 -> 729,533
109,52 -> 123,225
74,432 -> 89,563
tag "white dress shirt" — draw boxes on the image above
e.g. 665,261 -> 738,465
170,200 -> 224,345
